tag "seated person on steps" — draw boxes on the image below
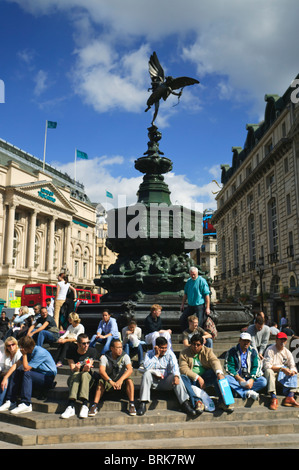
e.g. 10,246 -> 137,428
27,306 -> 60,347
88,338 -> 136,417
122,318 -> 145,368
263,331 -> 299,410
0,336 -> 57,415
224,332 -> 267,401
179,333 -> 234,413
143,304 -> 172,350
53,312 -> 85,368
182,314 -> 213,349
137,336 -> 196,417
89,310 -> 120,354
60,334 -> 99,419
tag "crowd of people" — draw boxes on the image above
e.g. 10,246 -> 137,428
0,266 -> 299,421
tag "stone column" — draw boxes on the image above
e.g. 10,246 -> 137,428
5,203 -> 16,265
47,216 -> 56,273
64,222 -> 71,271
27,210 -> 37,269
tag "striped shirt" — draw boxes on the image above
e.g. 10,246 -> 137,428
143,349 -> 180,377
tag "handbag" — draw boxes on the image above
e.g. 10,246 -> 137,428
203,315 -> 218,339
191,385 -> 215,412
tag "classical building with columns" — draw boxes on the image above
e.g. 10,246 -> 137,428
212,77 -> 299,331
0,138 -> 96,303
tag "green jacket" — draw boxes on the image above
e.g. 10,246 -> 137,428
224,344 -> 263,380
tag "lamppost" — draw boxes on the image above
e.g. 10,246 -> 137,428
256,257 -> 265,312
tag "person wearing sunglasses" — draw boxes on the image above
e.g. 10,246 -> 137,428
0,337 -> 22,406
61,333 -> 99,419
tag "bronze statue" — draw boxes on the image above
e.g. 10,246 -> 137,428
145,52 -> 199,125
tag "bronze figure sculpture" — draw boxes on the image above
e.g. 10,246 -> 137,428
145,52 -> 200,124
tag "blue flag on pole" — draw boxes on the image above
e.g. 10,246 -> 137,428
106,191 -> 113,198
76,149 -> 88,160
47,120 -> 57,129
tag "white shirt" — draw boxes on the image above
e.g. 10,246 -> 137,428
56,281 -> 70,300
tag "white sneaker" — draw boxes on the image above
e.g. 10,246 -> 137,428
79,404 -> 89,419
61,405 -> 75,419
0,401 -> 12,412
10,403 -> 32,414
246,390 -> 259,401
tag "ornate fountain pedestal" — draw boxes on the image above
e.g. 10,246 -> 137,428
91,125 -> 204,331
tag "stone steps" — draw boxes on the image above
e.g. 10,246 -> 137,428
0,330 -> 297,449
0,403 -> 299,447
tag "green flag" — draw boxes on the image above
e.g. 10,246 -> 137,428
106,191 -> 113,199
76,149 -> 88,159
47,120 -> 57,129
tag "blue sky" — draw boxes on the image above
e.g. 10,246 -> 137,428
0,0 -> 299,210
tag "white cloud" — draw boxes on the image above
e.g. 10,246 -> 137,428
9,0 -> 299,116
72,41 -> 149,113
33,69 -> 48,96
52,155 -> 217,210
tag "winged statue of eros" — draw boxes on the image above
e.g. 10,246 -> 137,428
145,52 -> 199,123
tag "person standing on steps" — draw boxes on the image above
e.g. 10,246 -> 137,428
180,267 -> 211,331
54,273 -> 77,328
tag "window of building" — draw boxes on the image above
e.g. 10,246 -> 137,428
284,156 -> 289,173
286,193 -> 292,215
248,215 -> 256,265
265,140 -> 273,156
83,262 -> 87,278
266,172 -> 275,188
74,260 -> 79,277
268,197 -> 279,254
233,227 -> 239,269
221,237 -> 226,274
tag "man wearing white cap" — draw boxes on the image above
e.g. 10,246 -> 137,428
224,332 -> 267,400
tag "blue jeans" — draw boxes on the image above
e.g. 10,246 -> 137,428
226,375 -> 267,399
6,366 -> 55,405
0,376 -> 10,406
33,329 -> 58,347
180,304 -> 205,331
181,369 -> 222,407
123,341 -> 144,365
90,335 -> 114,354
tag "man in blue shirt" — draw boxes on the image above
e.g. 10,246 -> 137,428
0,336 -> 57,414
89,310 -> 119,354
180,267 -> 210,331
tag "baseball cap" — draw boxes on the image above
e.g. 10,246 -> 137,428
277,332 -> 288,340
240,332 -> 251,341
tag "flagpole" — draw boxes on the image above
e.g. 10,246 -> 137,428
74,148 -> 77,182
43,120 -> 48,171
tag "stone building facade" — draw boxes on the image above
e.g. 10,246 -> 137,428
0,138 -> 97,302
212,77 -> 299,331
